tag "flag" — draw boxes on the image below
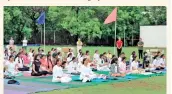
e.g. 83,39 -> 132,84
37,12 -> 45,25
104,8 -> 117,24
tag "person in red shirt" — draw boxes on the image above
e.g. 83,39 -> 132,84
116,38 -> 123,57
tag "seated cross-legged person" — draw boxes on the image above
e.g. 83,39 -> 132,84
130,56 -> 143,74
97,54 -> 110,71
118,57 -> 129,76
4,55 -> 21,76
40,54 -> 52,73
31,54 -> 49,76
15,52 -> 30,71
110,58 -> 125,77
158,54 -> 166,69
67,57 -> 80,74
52,59 -> 72,83
80,58 -> 107,83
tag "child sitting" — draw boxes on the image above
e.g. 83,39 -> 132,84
110,57 -> 125,77
52,59 -> 72,83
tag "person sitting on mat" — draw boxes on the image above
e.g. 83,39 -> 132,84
158,54 -> 166,69
52,58 -> 72,83
21,50 -> 31,68
93,50 -> 100,63
151,54 -> 165,70
4,55 -> 21,76
31,54 -> 49,76
67,48 -> 74,58
40,54 -> 52,73
110,57 -> 125,77
67,53 -> 73,63
118,52 -> 125,63
130,51 -> 136,63
67,57 -> 80,74
97,54 -> 110,71
47,54 -> 53,73
130,56 -> 142,74
80,58 -> 107,83
15,52 -> 29,71
118,57 -> 128,76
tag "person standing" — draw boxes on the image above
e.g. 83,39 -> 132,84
137,38 -> 144,59
76,38 -> 83,54
116,38 -> 123,57
22,37 -> 28,50
9,37 -> 14,50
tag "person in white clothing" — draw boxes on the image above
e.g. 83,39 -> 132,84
22,37 -> 28,50
80,58 -> 107,83
67,53 -> 73,63
130,56 -> 141,73
97,54 -> 110,71
118,52 -> 125,63
130,51 -> 136,63
52,59 -> 72,83
158,54 -> 166,69
4,55 -> 21,76
67,57 -> 79,74
9,37 -> 15,50
93,50 -> 100,63
77,38 -> 83,54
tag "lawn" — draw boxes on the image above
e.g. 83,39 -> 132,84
37,75 -> 166,94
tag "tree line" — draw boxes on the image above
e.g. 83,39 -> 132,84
4,6 -> 166,46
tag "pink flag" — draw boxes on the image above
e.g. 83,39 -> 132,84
104,8 -> 117,24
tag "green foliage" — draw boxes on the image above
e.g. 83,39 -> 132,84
4,6 -> 166,45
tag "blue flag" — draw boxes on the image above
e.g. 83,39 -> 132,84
37,12 -> 45,24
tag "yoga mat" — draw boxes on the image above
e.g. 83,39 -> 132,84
4,70 -> 166,94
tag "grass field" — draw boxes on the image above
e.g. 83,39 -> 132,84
14,46 -> 166,94
37,75 -> 166,94
17,45 -> 152,61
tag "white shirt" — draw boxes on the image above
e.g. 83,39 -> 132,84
67,61 -> 78,73
118,57 -> 122,63
152,59 -> 160,67
6,61 -> 16,73
97,58 -> 104,65
52,65 -> 63,81
93,53 -> 99,61
130,61 -> 138,70
158,58 -> 165,66
22,40 -> 28,46
67,57 -> 72,63
119,62 -> 126,73
78,56 -> 83,64
130,55 -> 133,63
9,39 -> 14,45
15,57 -> 24,68
80,65 -> 94,76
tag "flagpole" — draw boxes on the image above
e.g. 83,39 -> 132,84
44,20 -> 45,52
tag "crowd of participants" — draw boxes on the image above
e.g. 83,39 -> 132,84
4,46 -> 166,83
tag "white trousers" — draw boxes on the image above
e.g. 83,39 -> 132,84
52,76 -> 72,83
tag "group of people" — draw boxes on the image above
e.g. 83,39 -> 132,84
3,45 -> 166,83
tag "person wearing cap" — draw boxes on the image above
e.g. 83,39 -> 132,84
116,37 -> 123,57
137,38 -> 144,59
77,38 -> 83,54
